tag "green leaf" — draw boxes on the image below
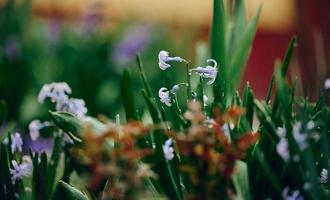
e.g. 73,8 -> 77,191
228,4 -> 262,90
58,180 -> 89,200
232,161 -> 251,200
136,54 -> 153,98
242,82 -> 254,129
271,37 -> 297,118
142,90 -> 183,200
211,0 -> 227,108
281,36 -> 297,76
49,111 -> 82,142
121,69 -> 137,121
265,75 -> 275,104
0,100 -> 8,124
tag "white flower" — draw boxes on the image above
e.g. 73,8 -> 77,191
159,87 -> 172,106
203,95 -> 208,107
277,127 -> 287,137
277,137 -> 290,162
67,98 -> 88,118
10,156 -> 33,184
158,50 -> 185,70
163,138 -> 175,161
221,123 -> 233,139
38,82 -> 88,118
293,122 -> 308,150
320,168 -> 328,183
306,120 -> 315,130
282,187 -> 304,200
192,59 -> 218,85
324,78 -> 330,90
28,120 -> 50,141
38,82 -> 71,104
10,132 -> 23,153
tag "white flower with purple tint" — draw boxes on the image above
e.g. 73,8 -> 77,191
324,78 -> 330,90
277,127 -> 286,137
163,138 -> 175,161
28,120 -> 51,141
159,87 -> 172,106
10,132 -> 23,153
277,137 -> 290,162
67,98 -> 88,119
191,59 -> 218,85
38,82 -> 71,105
158,50 -> 185,70
293,122 -> 308,150
38,82 -> 87,118
320,168 -> 328,184
282,187 -> 304,200
10,156 -> 33,184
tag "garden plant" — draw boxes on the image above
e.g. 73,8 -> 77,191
0,0 -> 329,200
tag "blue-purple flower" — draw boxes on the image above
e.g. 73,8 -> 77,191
4,132 -> 23,153
10,156 -> 33,184
113,25 -> 152,66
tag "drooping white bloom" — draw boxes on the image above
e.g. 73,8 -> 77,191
282,187 -> 304,200
163,138 -> 175,161
10,132 -> 23,153
158,50 -> 185,70
192,59 -> 218,85
293,122 -> 308,150
277,137 -> 290,162
29,120 -> 51,141
159,87 -> 172,106
10,156 -> 33,184
324,78 -> 330,90
320,168 -> 328,184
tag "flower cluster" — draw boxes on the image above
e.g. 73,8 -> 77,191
71,119 -> 156,199
38,82 -> 87,118
10,156 -> 33,184
28,82 -> 88,141
165,102 -> 258,198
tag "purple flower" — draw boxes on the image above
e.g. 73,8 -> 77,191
3,132 -> 23,153
4,37 -> 20,61
81,11 -> 101,33
113,25 -> 152,65
10,156 -> 33,184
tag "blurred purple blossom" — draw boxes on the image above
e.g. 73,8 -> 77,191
4,36 -> 20,61
24,136 -> 53,154
47,18 -> 61,45
81,12 -> 102,33
112,25 -> 152,66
